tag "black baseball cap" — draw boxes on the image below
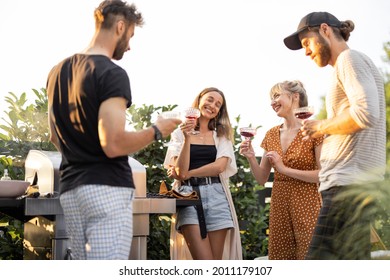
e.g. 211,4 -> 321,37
283,12 -> 342,50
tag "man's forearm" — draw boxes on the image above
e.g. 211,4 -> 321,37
319,110 -> 362,135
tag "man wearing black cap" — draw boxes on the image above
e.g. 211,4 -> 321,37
284,12 -> 386,259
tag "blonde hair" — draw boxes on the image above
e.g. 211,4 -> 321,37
269,80 -> 308,107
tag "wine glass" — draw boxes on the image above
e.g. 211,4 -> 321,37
183,107 -> 201,135
160,110 -> 182,120
293,106 -> 314,120
239,127 -> 257,140
159,111 -> 182,147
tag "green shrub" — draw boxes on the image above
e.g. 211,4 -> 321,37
0,216 -> 24,260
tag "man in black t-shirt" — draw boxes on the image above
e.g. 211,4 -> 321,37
46,0 -> 180,260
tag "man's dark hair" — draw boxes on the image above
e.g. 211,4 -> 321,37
94,0 -> 144,29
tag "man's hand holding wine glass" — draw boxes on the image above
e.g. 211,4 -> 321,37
293,105 -> 324,139
154,115 -> 182,138
301,119 -> 325,139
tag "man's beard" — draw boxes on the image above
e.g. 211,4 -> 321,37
315,33 -> 332,67
112,32 -> 128,60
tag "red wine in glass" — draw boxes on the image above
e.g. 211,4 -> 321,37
239,127 -> 257,140
183,107 -> 201,135
295,111 -> 313,119
294,106 -> 314,120
240,131 -> 255,138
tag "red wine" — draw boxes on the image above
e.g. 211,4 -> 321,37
295,112 -> 313,119
240,131 -> 255,138
186,116 -> 198,120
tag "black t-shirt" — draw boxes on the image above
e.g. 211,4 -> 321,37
47,54 -> 135,194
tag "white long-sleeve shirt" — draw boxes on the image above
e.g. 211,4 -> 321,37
319,49 -> 386,191
164,128 -> 242,260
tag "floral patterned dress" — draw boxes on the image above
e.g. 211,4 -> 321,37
261,124 -> 323,259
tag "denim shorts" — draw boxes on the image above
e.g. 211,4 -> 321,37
176,183 -> 234,232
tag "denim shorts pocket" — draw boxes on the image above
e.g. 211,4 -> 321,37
212,183 -> 225,195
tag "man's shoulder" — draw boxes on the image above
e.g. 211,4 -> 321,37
340,49 -> 372,63
336,49 -> 378,73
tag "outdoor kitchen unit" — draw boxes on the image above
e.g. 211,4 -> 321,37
21,150 -> 176,260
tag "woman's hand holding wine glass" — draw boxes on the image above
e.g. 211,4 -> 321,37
183,107 -> 201,135
239,127 -> 257,158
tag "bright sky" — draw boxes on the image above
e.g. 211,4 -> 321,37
1,0 -> 390,150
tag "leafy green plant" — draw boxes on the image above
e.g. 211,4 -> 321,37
0,156 -> 20,261
0,88 -> 56,178
0,89 -> 56,260
327,175 -> 390,259
0,216 -> 24,260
